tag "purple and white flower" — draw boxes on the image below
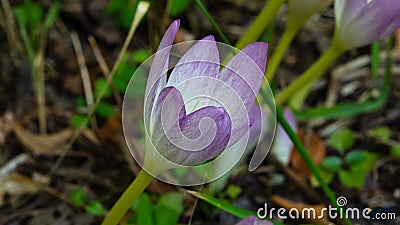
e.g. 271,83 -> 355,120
334,0 -> 400,49
143,20 -> 268,167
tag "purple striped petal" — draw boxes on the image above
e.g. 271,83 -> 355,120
236,216 -> 273,225
150,86 -> 186,145
335,0 -> 400,49
218,42 -> 268,111
215,43 -> 268,143
154,106 -> 231,166
145,20 -> 180,127
167,35 -> 220,87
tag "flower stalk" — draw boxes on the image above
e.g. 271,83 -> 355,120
235,0 -> 284,49
275,41 -> 345,107
101,169 -> 154,225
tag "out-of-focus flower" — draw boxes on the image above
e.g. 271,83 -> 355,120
287,0 -> 332,28
270,109 -> 297,165
144,20 -> 268,166
236,216 -> 273,225
334,0 -> 400,50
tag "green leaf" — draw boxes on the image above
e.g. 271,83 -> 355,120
132,49 -> 149,63
225,184 -> 242,200
351,152 -> 381,172
390,144 -> 400,158
132,193 -> 154,225
310,166 -> 334,187
86,201 -> 106,216
95,101 -> 116,118
94,78 -> 112,99
328,129 -> 355,153
183,190 -> 283,225
367,126 -> 391,142
151,192 -> 184,225
157,192 -> 184,215
70,187 -> 87,206
321,156 -> 342,172
338,168 -> 366,189
154,205 -> 180,225
44,2 -> 61,29
345,150 -> 367,166
170,0 -> 192,16
71,114 -> 88,128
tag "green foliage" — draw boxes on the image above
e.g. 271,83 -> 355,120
328,129 -> 355,154
321,156 -> 342,172
130,192 -> 184,225
169,0 -> 193,16
318,129 -> 382,189
390,144 -> 400,158
344,150 -> 367,166
69,187 -> 106,216
338,168 -> 366,189
14,0 -> 60,62
71,187 -> 88,206
106,0 -> 140,29
71,50 -> 149,126
367,126 -> 391,142
86,201 -> 106,216
223,184 -> 241,200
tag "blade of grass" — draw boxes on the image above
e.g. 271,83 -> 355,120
181,189 -> 284,225
195,0 -> 231,45
276,107 -> 352,225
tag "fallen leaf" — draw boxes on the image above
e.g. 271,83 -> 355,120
271,195 -> 332,225
290,130 -> 326,176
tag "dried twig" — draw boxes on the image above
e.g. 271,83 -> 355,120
87,35 -> 122,107
71,32 -> 97,129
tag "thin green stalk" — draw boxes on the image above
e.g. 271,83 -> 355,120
370,41 -> 380,86
275,44 -> 345,106
235,0 -> 284,49
101,169 -> 154,225
276,107 -> 352,225
265,26 -> 298,81
195,0 -> 231,45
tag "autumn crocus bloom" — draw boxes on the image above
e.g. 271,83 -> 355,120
144,20 -> 268,167
236,216 -> 273,225
334,0 -> 400,50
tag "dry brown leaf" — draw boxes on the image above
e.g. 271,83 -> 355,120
290,130 -> 326,176
13,123 -> 72,155
271,195 -> 333,225
13,123 -> 99,155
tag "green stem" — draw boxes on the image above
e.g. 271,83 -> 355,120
275,43 -> 345,106
265,26 -> 298,81
276,107 -> 352,225
101,169 -> 154,225
195,0 -> 231,45
235,0 -> 285,50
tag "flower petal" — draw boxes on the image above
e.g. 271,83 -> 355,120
236,216 -> 273,225
218,42 -> 268,111
150,86 -> 186,145
155,106 -> 231,166
335,0 -> 400,48
167,35 -> 220,87
145,20 -> 180,127
270,109 -> 297,165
